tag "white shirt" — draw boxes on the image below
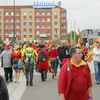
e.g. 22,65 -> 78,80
93,47 -> 100,62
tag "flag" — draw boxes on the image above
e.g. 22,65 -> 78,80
87,43 -> 96,62
77,29 -> 82,48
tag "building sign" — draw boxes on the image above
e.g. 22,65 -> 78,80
32,0 -> 62,8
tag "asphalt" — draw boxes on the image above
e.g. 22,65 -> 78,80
20,74 -> 100,100
0,60 -> 100,100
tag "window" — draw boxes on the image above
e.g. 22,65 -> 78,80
29,12 -> 32,15
47,24 -> 50,28
42,12 -> 45,15
62,30 -> 66,34
29,29 -> 32,33
61,24 -> 64,28
47,18 -> 50,22
41,30 -> 44,34
11,32 -> 14,34
62,18 -> 65,21
98,32 -> 100,36
36,31 -> 39,35
54,11 -> 58,16
16,31 -> 19,34
47,30 -> 51,34
23,25 -> 27,28
23,17 -> 26,22
5,19 -> 9,22
36,18 -> 40,22
47,12 -> 50,15
29,24 -> 32,28
29,17 -> 32,22
23,31 -> 27,34
5,12 -> 9,16
42,18 -> 45,22
54,30 -> 58,34
16,25 -> 20,29
36,12 -> 40,15
23,12 -> 27,15
36,25 -> 39,28
0,18 -> 1,22
54,23 -> 58,28
5,25 -> 9,29
16,18 -> 20,22
11,25 -> 14,28
11,18 -> 14,22
5,31 -> 8,34
11,12 -> 14,16
15,12 -> 20,16
54,17 -> 58,21
42,25 -> 44,28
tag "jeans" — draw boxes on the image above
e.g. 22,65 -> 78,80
94,61 -> 100,83
4,67 -> 13,81
50,58 -> 58,75
40,70 -> 47,81
25,63 -> 34,84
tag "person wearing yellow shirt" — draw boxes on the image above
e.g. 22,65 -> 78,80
22,42 -> 38,86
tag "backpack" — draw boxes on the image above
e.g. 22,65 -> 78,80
38,51 -> 47,62
13,57 -> 18,65
25,49 -> 34,63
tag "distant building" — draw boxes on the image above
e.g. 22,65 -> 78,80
81,29 -> 100,44
0,5 -> 67,42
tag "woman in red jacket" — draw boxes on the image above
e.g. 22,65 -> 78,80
37,44 -> 49,81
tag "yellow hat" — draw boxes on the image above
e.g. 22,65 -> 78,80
15,45 -> 20,50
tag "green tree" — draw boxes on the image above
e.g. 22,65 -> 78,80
0,37 -> 4,44
67,31 -> 78,42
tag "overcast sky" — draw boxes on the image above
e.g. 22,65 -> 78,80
0,0 -> 100,32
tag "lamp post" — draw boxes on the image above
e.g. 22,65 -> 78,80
13,0 -> 15,43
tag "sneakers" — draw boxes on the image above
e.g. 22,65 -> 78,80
30,83 -> 33,86
26,81 -> 28,86
10,80 -> 13,82
26,81 -> 33,86
96,82 -> 100,85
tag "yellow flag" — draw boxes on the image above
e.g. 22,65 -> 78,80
77,29 -> 82,48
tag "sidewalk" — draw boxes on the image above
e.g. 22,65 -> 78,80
0,66 -> 26,100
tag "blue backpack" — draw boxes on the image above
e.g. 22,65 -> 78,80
38,51 -> 47,62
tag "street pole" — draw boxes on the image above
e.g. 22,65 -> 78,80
74,20 -> 76,42
13,0 -> 15,43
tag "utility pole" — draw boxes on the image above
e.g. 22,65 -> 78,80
13,0 -> 15,43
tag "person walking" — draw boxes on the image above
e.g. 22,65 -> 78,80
92,37 -> 100,84
11,45 -> 22,83
49,45 -> 58,79
37,44 -> 49,81
22,42 -> 37,86
58,42 -> 70,68
0,44 -> 13,83
58,46 -> 92,100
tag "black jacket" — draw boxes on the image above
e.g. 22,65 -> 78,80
58,46 -> 70,61
0,75 -> 9,100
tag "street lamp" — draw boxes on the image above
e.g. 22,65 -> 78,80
12,0 -> 15,43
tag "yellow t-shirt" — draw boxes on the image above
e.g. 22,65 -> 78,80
22,47 -> 38,58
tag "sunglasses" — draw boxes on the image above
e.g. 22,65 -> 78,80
96,41 -> 100,44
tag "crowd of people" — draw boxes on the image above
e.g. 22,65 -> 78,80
0,36 -> 100,100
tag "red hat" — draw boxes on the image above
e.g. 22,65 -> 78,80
4,44 -> 11,49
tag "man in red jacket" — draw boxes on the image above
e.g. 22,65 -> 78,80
58,46 -> 92,100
